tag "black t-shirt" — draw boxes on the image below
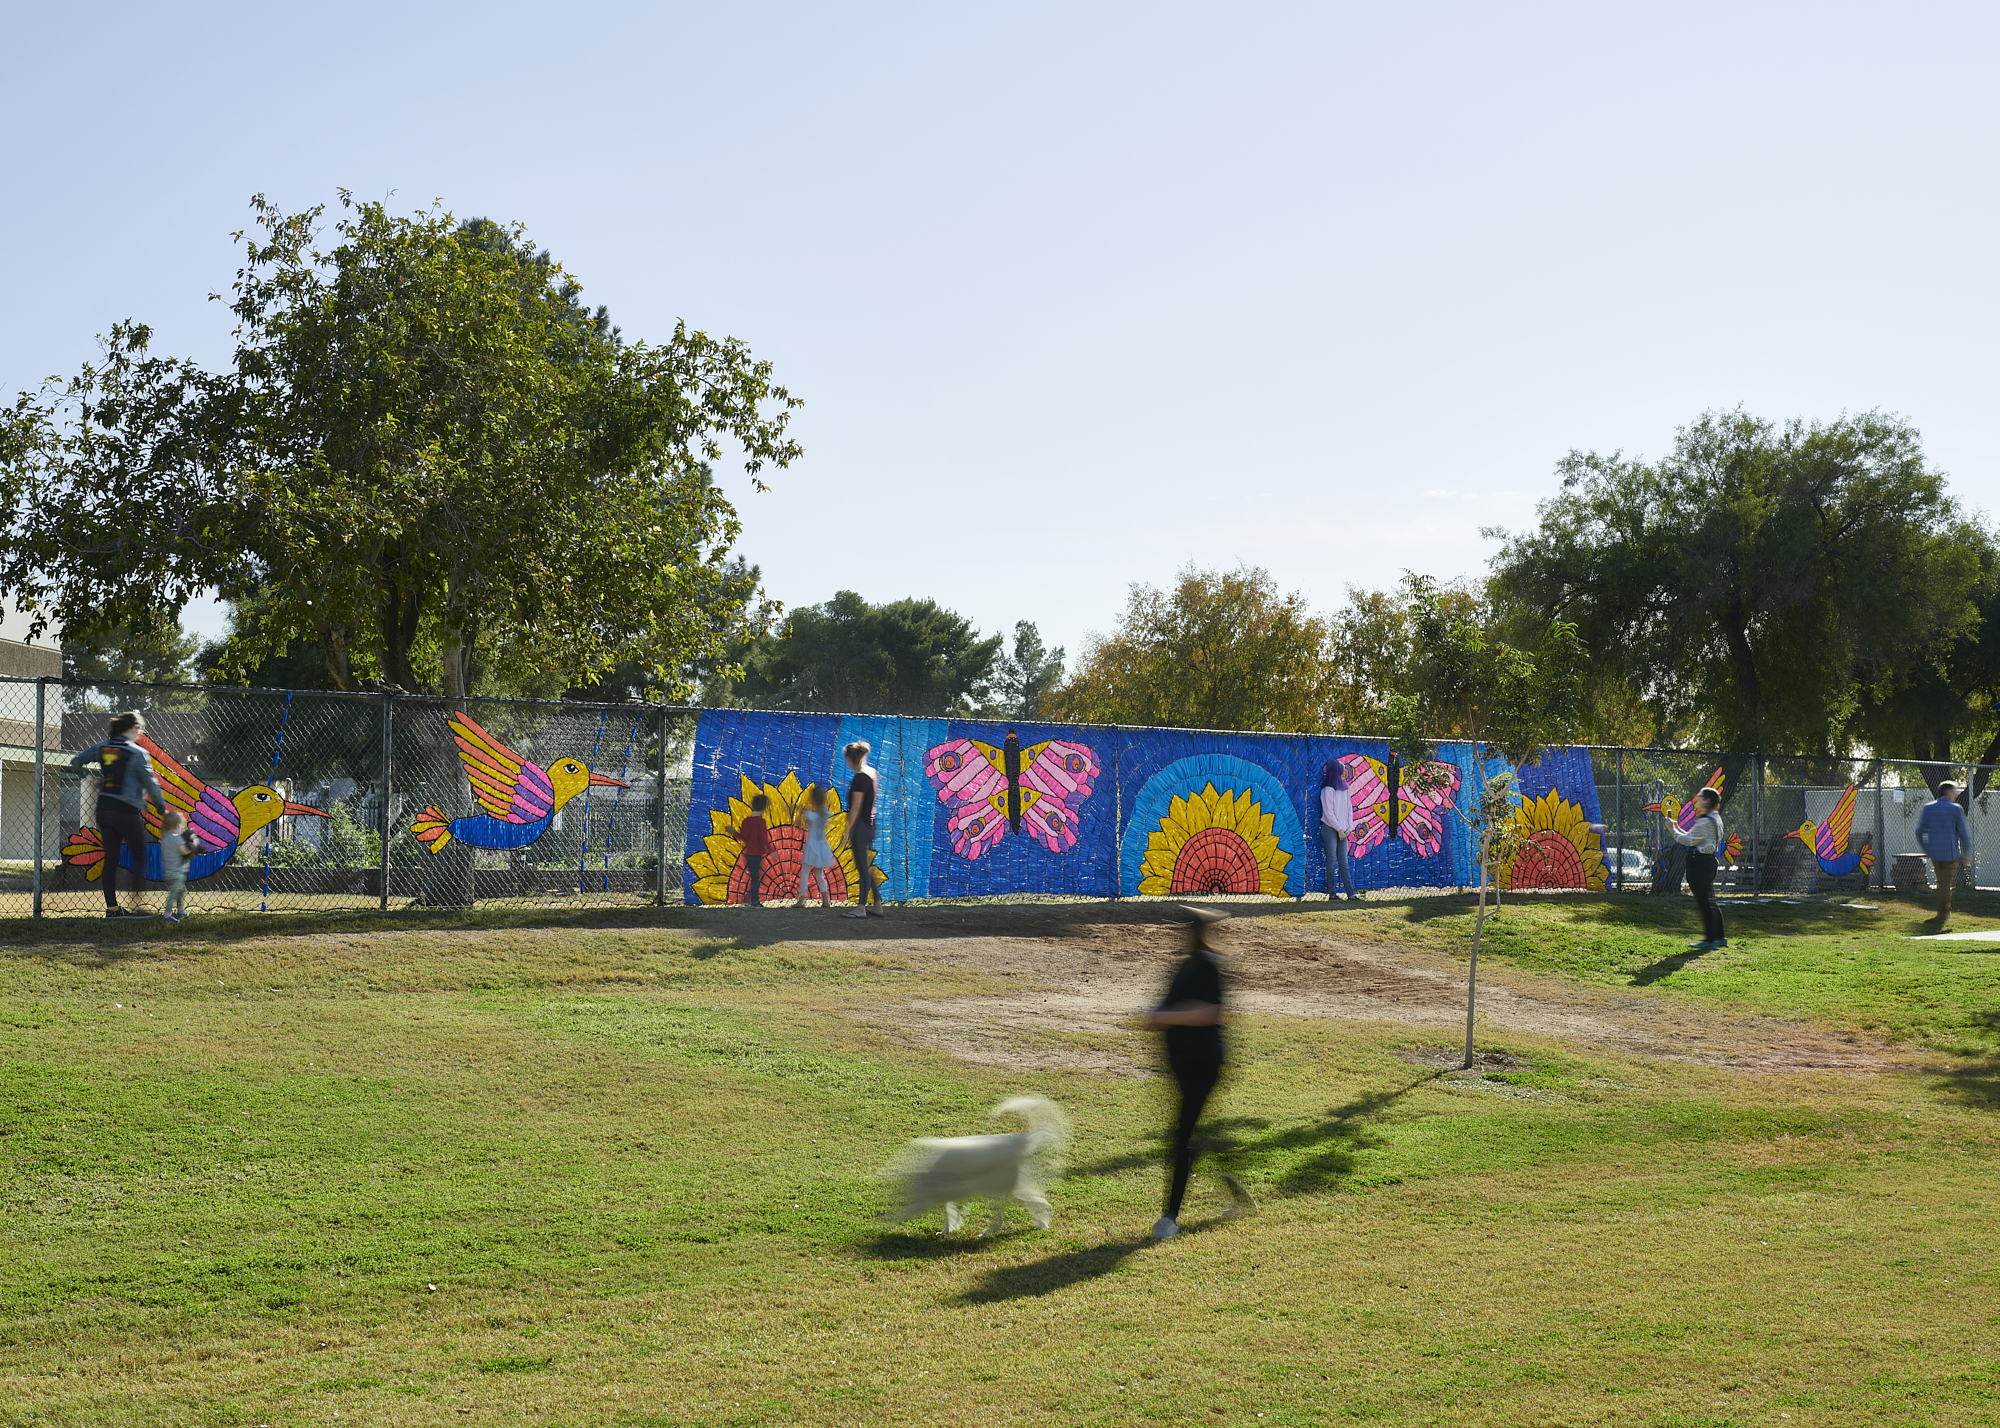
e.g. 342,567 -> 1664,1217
1159,948 -> 1225,1070
848,769 -> 877,830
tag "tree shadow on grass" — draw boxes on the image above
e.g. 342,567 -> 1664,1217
950,1237 -> 1155,1303
1229,1078 -> 1430,1192
1929,1011 -> 2000,1111
1078,1079 -> 1430,1195
1067,1111 -> 1274,1180
1626,944 -> 1720,986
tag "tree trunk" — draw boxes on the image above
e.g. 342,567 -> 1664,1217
378,584 -> 423,694
440,636 -> 470,701
1722,600 -> 1760,743
314,618 -> 356,691
1972,729 -> 2000,800
1464,823 -> 1487,1071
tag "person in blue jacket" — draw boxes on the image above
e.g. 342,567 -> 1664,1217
69,710 -> 166,918
1915,781 -> 1973,927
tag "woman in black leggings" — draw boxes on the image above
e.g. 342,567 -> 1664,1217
69,710 -> 165,918
1146,908 -> 1253,1240
1672,787 -> 1728,951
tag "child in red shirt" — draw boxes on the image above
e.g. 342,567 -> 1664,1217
734,794 -> 772,906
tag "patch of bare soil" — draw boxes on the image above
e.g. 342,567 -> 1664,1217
777,903 -> 1908,1077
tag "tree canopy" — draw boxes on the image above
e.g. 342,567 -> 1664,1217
726,591 -> 1002,716
64,624 -> 198,689
979,622 -> 1066,720
0,192 -> 799,701
1046,566 -> 1337,732
1490,409 -> 1984,753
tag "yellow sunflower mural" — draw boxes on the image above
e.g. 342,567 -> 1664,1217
1499,790 -> 1607,892
687,771 -> 881,905
1138,783 -> 1291,896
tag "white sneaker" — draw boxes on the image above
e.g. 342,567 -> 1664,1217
1150,1215 -> 1179,1241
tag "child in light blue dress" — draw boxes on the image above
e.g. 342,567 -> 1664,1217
158,809 -> 202,922
794,784 -> 837,908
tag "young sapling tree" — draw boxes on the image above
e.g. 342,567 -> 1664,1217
1386,576 -> 1587,1070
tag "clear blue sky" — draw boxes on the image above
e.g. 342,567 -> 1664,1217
6,3 -> 1997,667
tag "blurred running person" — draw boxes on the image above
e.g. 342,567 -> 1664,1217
1319,759 -> 1358,902
70,711 -> 166,918
1916,781 -> 1973,927
841,742 -> 882,918
1672,787 -> 1727,951
1145,908 -> 1254,1241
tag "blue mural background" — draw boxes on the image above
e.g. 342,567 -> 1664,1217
685,711 -> 1611,904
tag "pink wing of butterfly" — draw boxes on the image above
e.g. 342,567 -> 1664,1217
1340,755 -> 1395,858
923,739 -> 1012,859
1015,740 -> 1100,853
923,737 -> 1101,858
1395,762 -> 1461,858
1337,754 -> 1461,860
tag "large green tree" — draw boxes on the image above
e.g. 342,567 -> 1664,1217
727,592 -> 1002,716
1046,565 -> 1338,732
0,193 -> 799,700
1849,541 -> 2000,792
63,625 -> 199,688
1490,410 -> 1983,753
978,622 -> 1066,720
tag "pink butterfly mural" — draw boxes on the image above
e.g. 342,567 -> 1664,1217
924,731 -> 1100,859
1340,753 -> 1462,860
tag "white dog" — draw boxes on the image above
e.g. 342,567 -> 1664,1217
887,1096 -> 1069,1236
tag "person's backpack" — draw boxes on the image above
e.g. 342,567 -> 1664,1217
98,738 -> 140,800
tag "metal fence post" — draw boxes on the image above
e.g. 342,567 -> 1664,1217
1750,752 -> 1762,901
32,676 -> 47,919
1874,759 -> 1886,893
655,703 -> 668,908
1615,747 -> 1624,892
379,692 -> 393,912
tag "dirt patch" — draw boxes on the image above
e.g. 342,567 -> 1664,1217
763,903 -> 1911,1077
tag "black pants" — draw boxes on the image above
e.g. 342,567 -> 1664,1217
1166,1057 -> 1221,1219
1687,850 -> 1724,943
98,800 -> 149,908
742,853 -> 763,905
850,825 -> 879,907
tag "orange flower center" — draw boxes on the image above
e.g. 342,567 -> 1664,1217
1170,827 -> 1262,895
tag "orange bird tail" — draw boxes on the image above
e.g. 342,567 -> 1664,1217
410,806 -> 454,853
63,826 -> 106,881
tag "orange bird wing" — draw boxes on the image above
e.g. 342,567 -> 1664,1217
136,733 -> 209,836
1817,785 -> 1858,860
448,712 -> 557,823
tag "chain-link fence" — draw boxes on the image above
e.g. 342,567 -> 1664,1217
1587,746 -> 1996,899
6,673 -> 1993,918
1,676 -> 696,918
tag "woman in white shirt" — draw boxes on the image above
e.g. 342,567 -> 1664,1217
1670,787 -> 1727,951
1319,760 -> 1359,902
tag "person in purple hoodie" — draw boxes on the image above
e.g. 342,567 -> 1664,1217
1318,760 -> 1359,903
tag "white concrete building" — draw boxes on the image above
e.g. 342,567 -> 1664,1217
0,601 -> 64,863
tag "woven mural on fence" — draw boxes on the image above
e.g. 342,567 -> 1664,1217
60,710 -> 635,893
683,711 -> 1610,904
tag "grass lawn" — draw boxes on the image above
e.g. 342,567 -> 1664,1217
1322,887 -> 2000,1058
0,899 -> 1995,1426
